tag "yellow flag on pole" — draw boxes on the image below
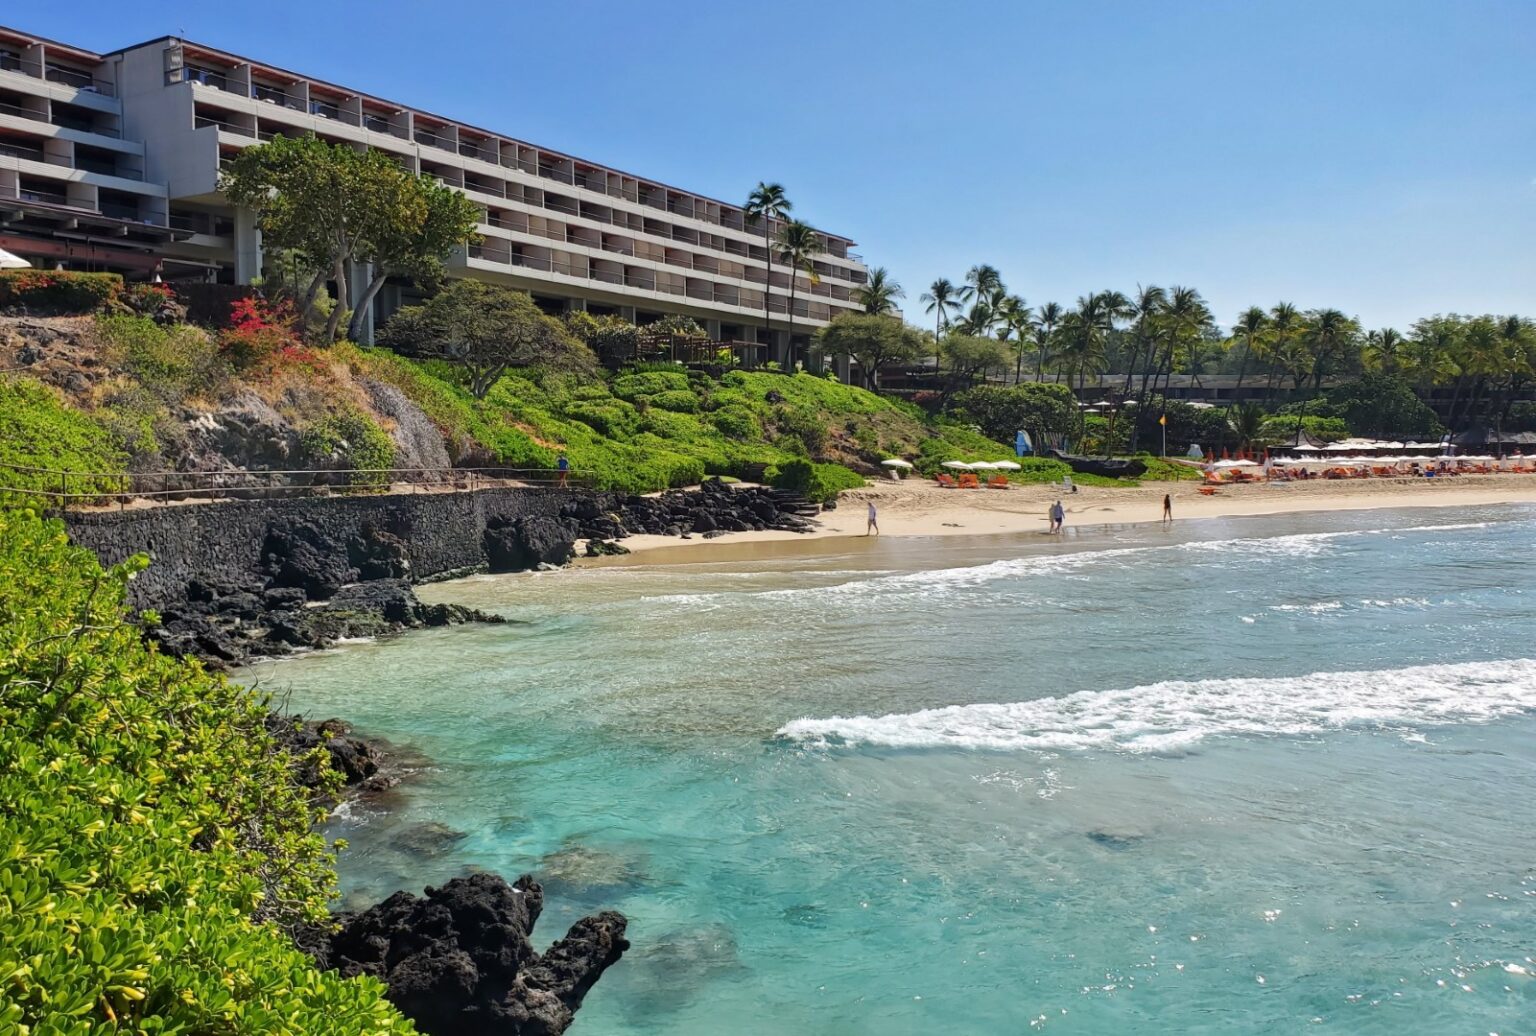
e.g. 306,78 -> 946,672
1158,414 -> 1167,426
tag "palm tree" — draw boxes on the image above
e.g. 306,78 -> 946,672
995,294 -> 1033,383
1228,401 -> 1267,453
1126,284 -> 1168,396
1266,302 -> 1301,392
1155,286 -> 1213,402
1033,301 -> 1063,381
919,278 -> 963,339
1303,308 -> 1358,393
775,219 -> 822,369
1230,306 -> 1268,396
855,266 -> 904,315
744,182 -> 791,364
960,264 -> 1003,305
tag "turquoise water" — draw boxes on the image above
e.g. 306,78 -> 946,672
245,506 -> 1536,1034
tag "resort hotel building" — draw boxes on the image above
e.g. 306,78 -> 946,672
0,24 -> 870,355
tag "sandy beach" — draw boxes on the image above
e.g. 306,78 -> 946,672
599,474 -> 1536,560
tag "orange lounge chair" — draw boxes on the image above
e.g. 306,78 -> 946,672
957,473 -> 981,489
1198,485 -> 1218,496
936,473 -> 957,488
986,475 -> 1010,489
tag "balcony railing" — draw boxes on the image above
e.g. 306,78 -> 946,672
0,141 -> 45,163
196,114 -> 250,135
0,98 -> 43,120
414,129 -> 456,152
14,186 -> 71,206
45,65 -> 114,96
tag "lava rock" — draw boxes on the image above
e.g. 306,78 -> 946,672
318,872 -> 628,1036
484,516 -> 580,573
265,715 -> 382,791
262,518 -> 356,599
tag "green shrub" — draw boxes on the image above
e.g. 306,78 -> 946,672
711,406 -> 761,441
0,510 -> 415,1033
646,389 -> 700,413
612,370 -> 691,400
770,459 -> 866,502
565,400 -> 641,439
0,269 -> 123,315
0,377 -> 125,505
300,406 -> 396,487
99,314 -> 231,401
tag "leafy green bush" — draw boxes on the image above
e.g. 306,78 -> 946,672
0,510 -> 415,1033
1259,414 -> 1351,444
0,269 -> 123,314
646,389 -> 700,413
612,371 -> 691,400
300,406 -> 396,487
565,400 -> 642,439
711,406 -> 761,441
0,377 -> 125,505
770,459 -> 866,502
99,314 -> 231,401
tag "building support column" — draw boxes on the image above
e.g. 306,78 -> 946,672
232,206 -> 262,285
344,259 -> 375,344
834,353 -> 852,384
704,318 -> 722,341
566,297 -> 588,313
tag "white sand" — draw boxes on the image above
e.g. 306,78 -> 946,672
607,475 -> 1536,558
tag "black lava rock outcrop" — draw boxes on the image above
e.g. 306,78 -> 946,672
564,478 -> 817,542
484,515 -> 580,572
314,872 -> 628,1036
265,715 -> 384,794
149,576 -> 503,668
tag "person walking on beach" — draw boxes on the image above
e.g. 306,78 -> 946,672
1050,499 -> 1065,534
866,500 -> 879,536
1162,493 -> 1173,525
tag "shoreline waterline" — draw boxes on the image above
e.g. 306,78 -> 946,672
576,475 -> 1536,567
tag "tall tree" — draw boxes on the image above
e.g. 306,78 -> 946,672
347,177 -> 481,342
855,266 -> 904,315
775,219 -> 823,368
1033,301 -> 1063,381
1265,302 -> 1301,392
919,278 -> 963,339
815,312 -> 928,389
379,281 -> 591,398
1230,306 -> 1268,396
995,294 -> 1033,383
744,182 -> 791,363
1302,308 -> 1360,392
960,264 -> 1003,305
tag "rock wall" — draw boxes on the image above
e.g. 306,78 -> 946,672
66,487 -> 620,610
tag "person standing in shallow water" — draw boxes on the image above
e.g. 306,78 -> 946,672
1162,493 -> 1173,525
866,500 -> 879,536
1051,499 -> 1065,534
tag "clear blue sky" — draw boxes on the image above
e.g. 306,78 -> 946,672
22,1 -> 1534,331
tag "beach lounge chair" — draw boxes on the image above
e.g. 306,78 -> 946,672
986,474 -> 1010,489
1198,485 -> 1218,496
958,473 -> 981,489
936,473 -> 957,488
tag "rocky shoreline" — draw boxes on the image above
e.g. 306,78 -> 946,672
144,479 -> 817,1032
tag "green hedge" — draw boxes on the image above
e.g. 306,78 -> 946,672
0,377 -> 125,506
0,270 -> 123,315
770,459 -> 866,502
0,510 -> 415,1033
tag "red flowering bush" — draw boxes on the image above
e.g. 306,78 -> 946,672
0,270 -> 123,314
218,296 -> 316,371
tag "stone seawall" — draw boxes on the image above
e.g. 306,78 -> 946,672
66,487 -> 619,609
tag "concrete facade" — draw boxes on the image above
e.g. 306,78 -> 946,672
1,25 -> 870,353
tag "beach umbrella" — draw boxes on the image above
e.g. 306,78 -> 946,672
0,248 -> 29,270
970,461 -> 999,470
993,461 -> 1022,471
880,459 -> 913,469
941,461 -> 973,470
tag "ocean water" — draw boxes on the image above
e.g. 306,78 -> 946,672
243,505 -> 1536,1034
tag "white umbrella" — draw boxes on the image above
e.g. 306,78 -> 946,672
992,461 -> 1022,471
1214,459 -> 1259,469
970,461 -> 1000,470
880,458 -> 913,469
941,461 -> 973,470
0,248 -> 30,270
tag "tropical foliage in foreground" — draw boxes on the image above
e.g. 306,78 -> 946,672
0,510 -> 414,1034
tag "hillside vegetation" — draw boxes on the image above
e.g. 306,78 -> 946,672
0,508 -> 414,1033
0,315 -> 1027,499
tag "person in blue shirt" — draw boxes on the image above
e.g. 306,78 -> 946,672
557,454 -> 569,486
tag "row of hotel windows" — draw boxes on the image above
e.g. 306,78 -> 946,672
176,63 -> 856,258
198,103 -> 867,288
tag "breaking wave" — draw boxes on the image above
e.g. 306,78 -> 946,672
776,659 -> 1536,754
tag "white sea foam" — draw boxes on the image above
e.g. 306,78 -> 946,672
777,659 -> 1536,753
